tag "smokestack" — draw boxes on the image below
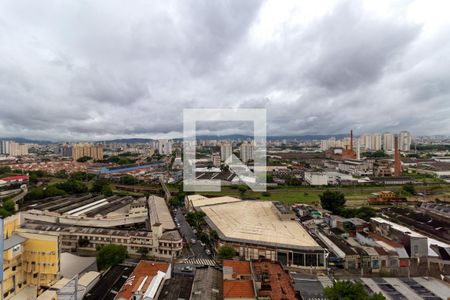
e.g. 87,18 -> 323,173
394,136 -> 401,176
350,129 -> 353,152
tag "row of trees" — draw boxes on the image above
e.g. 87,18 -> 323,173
25,178 -> 114,201
324,280 -> 385,300
319,190 -> 377,221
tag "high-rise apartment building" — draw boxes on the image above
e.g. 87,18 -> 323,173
383,132 -> 395,152
0,140 -> 10,154
399,131 -> 412,151
72,144 -> 104,161
158,139 -> 172,155
7,142 -> 28,156
59,144 -> 73,157
360,134 -> 372,150
371,134 -> 382,151
240,142 -> 254,163
220,143 -> 232,162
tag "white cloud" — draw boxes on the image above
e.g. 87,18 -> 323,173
0,0 -> 449,141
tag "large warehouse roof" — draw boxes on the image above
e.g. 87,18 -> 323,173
201,199 -> 321,250
187,195 -> 242,209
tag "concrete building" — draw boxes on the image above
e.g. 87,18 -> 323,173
0,140 -> 10,154
338,160 -> 373,176
383,133 -> 395,152
239,142 -> 254,163
220,143 -> 232,162
4,141 -> 29,156
193,196 -> 326,268
304,172 -> 328,186
19,195 -> 183,260
399,131 -> 412,151
72,144 -> 103,161
59,144 -> 73,157
211,153 -> 221,167
191,266 -> 223,300
158,139 -> 172,156
2,214 -> 60,300
371,134 -> 382,151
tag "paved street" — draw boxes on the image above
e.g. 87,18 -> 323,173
175,209 -> 210,259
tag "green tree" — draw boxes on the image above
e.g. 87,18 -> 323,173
324,280 -> 385,300
28,173 -> 38,184
96,244 -> 128,270
137,247 -> 149,258
56,179 -> 88,194
121,174 -> 138,185
0,166 -> 12,175
210,230 -> 219,241
44,185 -> 67,197
217,245 -> 236,259
402,183 -> 416,195
101,185 -> 113,196
55,170 -> 68,179
320,190 -> 346,214
0,208 -> 10,218
198,231 -> 210,244
3,199 -> 15,213
77,156 -> 92,162
70,171 -> 95,181
25,187 -> 44,201
238,185 -> 248,197
185,211 -> 206,230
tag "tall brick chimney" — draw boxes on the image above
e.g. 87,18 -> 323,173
394,136 -> 402,176
350,129 -> 353,151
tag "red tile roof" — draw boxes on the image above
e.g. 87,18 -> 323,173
223,260 -> 251,276
115,261 -> 169,300
253,261 -> 297,300
0,175 -> 28,181
223,280 -> 255,299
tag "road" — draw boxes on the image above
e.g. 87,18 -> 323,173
175,209 -> 210,259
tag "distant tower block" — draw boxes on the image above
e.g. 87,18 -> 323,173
356,140 -> 361,160
394,136 -> 402,176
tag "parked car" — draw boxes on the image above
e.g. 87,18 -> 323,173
205,249 -> 211,255
190,238 -> 197,244
181,266 -> 193,272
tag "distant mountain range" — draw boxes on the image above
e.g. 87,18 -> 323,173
0,137 -> 53,144
1,134 -> 350,144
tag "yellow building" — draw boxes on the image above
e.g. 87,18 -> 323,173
2,214 -> 60,299
71,144 -> 104,161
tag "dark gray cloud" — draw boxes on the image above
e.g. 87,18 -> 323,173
0,0 -> 449,141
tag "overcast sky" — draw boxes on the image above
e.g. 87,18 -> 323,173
1,0 -> 450,141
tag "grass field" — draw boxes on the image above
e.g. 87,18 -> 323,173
199,187 -> 372,206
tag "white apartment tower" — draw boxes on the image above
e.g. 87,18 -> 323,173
399,131 -> 412,151
158,139 -> 172,155
239,142 -> 254,163
220,143 -> 232,162
371,134 -> 382,151
383,132 -> 395,152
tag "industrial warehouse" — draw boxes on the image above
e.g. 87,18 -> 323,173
186,195 -> 327,268
17,194 -> 183,260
